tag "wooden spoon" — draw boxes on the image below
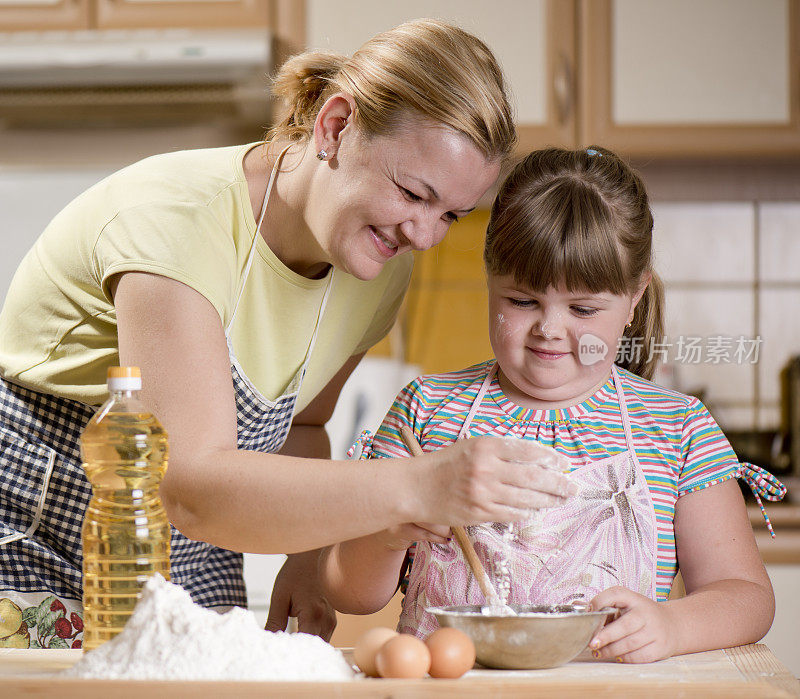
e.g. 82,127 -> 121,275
399,425 -> 509,610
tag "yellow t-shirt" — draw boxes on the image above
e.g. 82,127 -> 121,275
0,143 -> 412,410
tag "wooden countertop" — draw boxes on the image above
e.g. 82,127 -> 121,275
1,644 -> 797,698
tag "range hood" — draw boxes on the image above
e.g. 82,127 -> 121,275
0,28 -> 271,88
0,28 -> 272,127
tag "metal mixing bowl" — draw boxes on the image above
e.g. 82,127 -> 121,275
427,604 -> 616,670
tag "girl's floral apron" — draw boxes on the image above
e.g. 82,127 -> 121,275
401,363 -> 658,637
0,145 -> 333,648
399,362 -> 786,638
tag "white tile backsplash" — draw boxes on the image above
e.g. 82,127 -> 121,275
664,288 -> 754,339
758,288 -> 800,403
651,199 -> 800,429
663,288 -> 754,404
652,202 -> 754,283
759,203 -> 800,282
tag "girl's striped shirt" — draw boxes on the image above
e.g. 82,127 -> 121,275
370,359 -> 741,601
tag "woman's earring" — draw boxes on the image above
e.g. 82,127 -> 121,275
316,149 -> 328,161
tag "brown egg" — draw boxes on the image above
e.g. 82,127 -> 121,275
375,633 -> 431,679
425,627 -> 476,678
353,627 -> 398,677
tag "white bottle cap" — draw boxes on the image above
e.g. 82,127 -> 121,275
107,366 -> 142,392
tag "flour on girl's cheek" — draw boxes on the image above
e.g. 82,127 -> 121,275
495,312 -> 515,338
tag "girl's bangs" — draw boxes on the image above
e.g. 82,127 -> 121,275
489,183 -> 630,295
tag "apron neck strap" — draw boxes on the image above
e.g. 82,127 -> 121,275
457,362 -> 498,439
227,144 -> 291,334
611,365 -> 636,450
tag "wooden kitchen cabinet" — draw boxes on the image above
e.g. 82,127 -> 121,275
95,0 -> 270,29
0,0 -> 273,31
0,0 -> 91,31
10,1 -> 794,157
580,0 -> 800,157
305,0 -> 577,153
303,0 -> 799,158
512,0 -> 577,153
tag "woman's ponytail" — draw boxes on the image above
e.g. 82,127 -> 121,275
267,51 -> 346,143
263,20 -> 516,161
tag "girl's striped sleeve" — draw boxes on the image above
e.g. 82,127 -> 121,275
677,398 -> 739,496
370,377 -> 428,459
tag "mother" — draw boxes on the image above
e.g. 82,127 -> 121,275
0,19 -> 573,644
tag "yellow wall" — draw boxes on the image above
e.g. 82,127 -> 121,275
370,210 -> 494,373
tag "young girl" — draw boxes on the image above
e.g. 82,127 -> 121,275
319,146 -> 786,663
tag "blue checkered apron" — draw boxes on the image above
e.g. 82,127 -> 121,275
0,145 -> 334,647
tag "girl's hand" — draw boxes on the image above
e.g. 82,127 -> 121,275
376,522 -> 452,551
588,587 -> 679,663
266,551 -> 336,640
416,436 -> 576,526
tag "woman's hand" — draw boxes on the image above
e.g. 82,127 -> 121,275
588,587 -> 679,663
413,435 -> 576,527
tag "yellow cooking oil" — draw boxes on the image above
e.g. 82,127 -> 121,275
80,366 -> 170,651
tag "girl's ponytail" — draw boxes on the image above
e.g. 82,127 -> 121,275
620,271 -> 665,381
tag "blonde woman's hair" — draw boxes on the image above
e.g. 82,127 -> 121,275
484,146 -> 665,380
267,18 -> 517,161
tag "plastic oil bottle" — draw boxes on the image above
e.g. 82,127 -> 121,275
80,366 -> 171,651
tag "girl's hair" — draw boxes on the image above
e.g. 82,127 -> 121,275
484,146 -> 664,380
267,18 -> 516,161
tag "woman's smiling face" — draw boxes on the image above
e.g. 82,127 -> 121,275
487,275 -> 646,408
307,118 -> 501,281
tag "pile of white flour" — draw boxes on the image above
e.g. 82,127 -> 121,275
65,574 -> 354,681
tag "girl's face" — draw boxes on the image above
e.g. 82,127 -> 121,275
487,274 -> 647,408
308,119 -> 500,281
